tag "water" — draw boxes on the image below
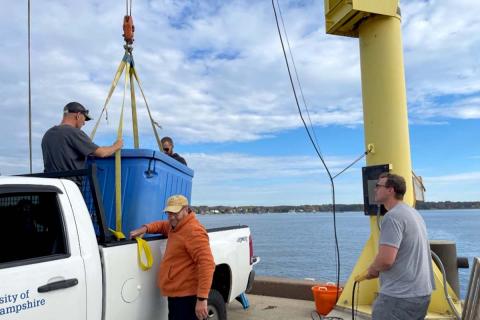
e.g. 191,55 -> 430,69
198,209 -> 480,299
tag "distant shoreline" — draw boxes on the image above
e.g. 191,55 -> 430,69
192,201 -> 480,214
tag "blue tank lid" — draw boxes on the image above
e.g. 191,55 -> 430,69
111,148 -> 194,177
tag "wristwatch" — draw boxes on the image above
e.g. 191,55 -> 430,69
197,297 -> 207,301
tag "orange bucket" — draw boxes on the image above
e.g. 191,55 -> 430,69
311,283 -> 343,316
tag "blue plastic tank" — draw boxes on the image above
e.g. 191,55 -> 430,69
90,149 -> 193,235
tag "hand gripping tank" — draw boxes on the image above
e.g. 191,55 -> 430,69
90,149 -> 193,235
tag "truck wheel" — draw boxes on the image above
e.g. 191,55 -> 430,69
207,289 -> 227,320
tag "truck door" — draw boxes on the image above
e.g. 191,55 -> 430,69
0,184 -> 87,319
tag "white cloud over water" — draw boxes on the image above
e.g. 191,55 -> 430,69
186,152 -> 364,205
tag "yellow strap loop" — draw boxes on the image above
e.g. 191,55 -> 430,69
135,237 -> 154,271
108,228 -> 126,240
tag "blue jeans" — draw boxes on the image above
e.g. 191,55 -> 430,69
372,293 -> 430,320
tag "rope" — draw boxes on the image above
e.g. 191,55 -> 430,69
332,150 -> 369,180
431,251 -> 461,320
275,0 -> 322,152
28,0 -> 32,173
126,0 -> 133,16
351,281 -> 360,320
272,0 -> 341,301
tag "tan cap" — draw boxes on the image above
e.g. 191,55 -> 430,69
164,195 -> 188,213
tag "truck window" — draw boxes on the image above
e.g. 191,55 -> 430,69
0,192 -> 67,266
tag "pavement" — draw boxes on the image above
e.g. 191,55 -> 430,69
227,294 -> 370,320
227,294 -> 458,319
228,294 -> 315,320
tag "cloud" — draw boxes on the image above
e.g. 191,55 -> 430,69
186,152 -> 365,205
1,0 -> 364,150
4,0 -> 478,148
425,171 -> 480,183
409,94 -> 480,120
186,152 -> 480,205
402,0 -> 480,120
422,171 -> 480,202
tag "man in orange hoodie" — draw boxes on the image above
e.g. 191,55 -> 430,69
130,195 -> 216,320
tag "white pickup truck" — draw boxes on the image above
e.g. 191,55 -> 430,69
0,173 -> 257,319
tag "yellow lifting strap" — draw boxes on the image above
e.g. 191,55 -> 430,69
90,58 -> 127,141
131,68 -> 163,150
129,68 -> 139,148
112,61 -> 129,240
109,228 -> 126,240
135,237 -> 154,271
89,51 -> 162,150
88,49 -> 162,269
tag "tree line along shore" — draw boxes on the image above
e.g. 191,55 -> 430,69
192,201 -> 480,214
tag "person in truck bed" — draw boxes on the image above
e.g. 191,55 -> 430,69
130,195 -> 215,320
161,136 -> 187,166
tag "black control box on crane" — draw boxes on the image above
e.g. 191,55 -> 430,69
362,164 -> 391,216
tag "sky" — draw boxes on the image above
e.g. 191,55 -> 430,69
1,0 -> 479,206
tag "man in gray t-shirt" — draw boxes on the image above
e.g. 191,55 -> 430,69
42,102 -> 123,181
366,173 -> 434,320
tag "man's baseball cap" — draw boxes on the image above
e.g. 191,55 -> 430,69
164,195 -> 189,213
63,102 -> 92,121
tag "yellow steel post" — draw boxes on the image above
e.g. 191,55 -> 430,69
337,12 -> 414,311
323,0 -> 461,317
359,14 -> 413,193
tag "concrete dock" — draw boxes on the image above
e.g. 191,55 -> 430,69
228,294 -> 316,320
228,294 -> 370,320
228,276 -> 458,319
227,276 -> 369,320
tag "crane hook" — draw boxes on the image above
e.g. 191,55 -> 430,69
123,15 -> 135,46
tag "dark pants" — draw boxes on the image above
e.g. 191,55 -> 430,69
168,296 -> 198,320
372,293 -> 431,320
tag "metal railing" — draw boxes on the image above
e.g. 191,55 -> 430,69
19,165 -> 113,244
462,257 -> 480,320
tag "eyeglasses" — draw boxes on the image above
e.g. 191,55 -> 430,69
375,183 -> 388,188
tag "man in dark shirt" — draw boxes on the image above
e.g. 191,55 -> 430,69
161,136 -> 187,166
42,102 -> 123,175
